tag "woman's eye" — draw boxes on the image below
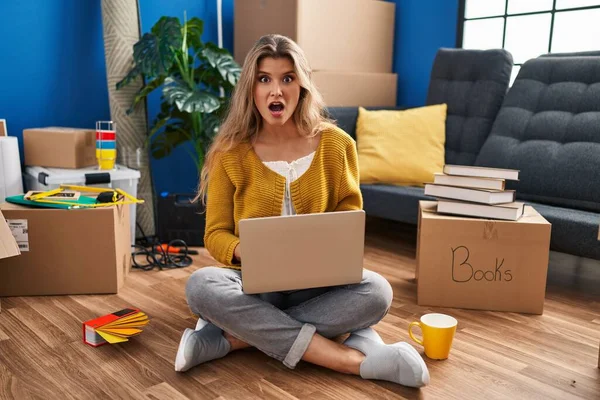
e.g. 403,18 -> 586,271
283,75 -> 293,83
259,75 -> 269,83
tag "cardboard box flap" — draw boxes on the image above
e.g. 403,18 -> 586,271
0,210 -> 20,260
421,201 -> 550,225
420,201 -> 551,245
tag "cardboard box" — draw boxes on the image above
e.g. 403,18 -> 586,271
416,201 -> 551,314
234,0 -> 395,73
24,127 -> 96,168
0,203 -> 131,296
313,71 -> 397,107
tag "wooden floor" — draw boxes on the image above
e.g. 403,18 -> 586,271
1,217 -> 599,400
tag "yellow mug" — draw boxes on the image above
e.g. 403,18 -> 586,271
408,313 -> 457,360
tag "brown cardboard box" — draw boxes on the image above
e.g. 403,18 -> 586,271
0,203 -> 131,296
416,201 -> 551,314
313,71 -> 397,107
234,0 -> 395,73
24,127 -> 96,168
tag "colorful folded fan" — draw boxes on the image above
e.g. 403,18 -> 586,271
83,308 -> 150,347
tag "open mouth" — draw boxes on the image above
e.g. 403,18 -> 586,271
268,102 -> 285,114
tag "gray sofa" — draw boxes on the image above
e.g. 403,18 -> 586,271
328,49 -> 600,260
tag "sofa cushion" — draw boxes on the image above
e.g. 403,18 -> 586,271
426,48 -> 513,166
525,202 -> 600,260
476,56 -> 600,213
356,105 -> 447,186
539,50 -> 600,58
361,184 -> 435,224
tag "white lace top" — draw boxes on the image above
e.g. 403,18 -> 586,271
263,151 -> 316,216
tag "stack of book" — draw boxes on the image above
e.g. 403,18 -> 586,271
424,164 -> 524,221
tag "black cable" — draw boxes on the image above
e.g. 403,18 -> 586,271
131,222 -> 193,271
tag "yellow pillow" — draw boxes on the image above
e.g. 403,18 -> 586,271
356,104 -> 447,186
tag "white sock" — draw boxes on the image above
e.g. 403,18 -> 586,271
195,318 -> 208,331
343,334 -> 430,388
174,318 -> 230,372
350,327 -> 385,344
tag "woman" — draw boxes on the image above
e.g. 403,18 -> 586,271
175,34 -> 429,388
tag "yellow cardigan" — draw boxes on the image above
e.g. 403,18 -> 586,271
204,124 -> 363,268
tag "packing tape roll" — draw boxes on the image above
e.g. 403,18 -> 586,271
96,148 -> 117,170
96,140 -> 116,150
96,131 -> 116,141
96,149 -> 117,158
98,159 -> 116,170
0,136 -> 24,202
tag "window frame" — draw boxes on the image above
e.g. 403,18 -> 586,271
456,0 -> 600,71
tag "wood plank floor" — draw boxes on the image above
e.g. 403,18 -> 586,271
1,217 -> 599,400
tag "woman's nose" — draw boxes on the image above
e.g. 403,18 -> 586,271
270,83 -> 282,97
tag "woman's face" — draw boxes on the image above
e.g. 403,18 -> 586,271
253,56 -> 301,128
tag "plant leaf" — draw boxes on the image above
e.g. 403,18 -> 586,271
116,66 -> 142,90
126,76 -> 166,115
150,126 -> 192,159
148,115 -> 172,142
185,17 -> 204,51
201,43 -> 241,87
134,17 -> 182,77
202,112 -> 221,141
163,77 -> 220,114
193,65 -> 235,93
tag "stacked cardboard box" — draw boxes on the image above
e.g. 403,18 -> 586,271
0,126 -> 137,297
23,127 -> 97,169
0,203 -> 131,296
234,0 -> 397,107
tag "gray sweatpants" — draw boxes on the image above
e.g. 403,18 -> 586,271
185,267 -> 393,369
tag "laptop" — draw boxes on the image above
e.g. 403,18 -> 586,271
238,210 -> 366,294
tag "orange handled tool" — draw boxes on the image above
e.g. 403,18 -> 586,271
154,244 -> 199,255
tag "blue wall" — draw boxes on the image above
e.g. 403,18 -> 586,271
392,0 -> 459,107
0,0 -> 110,159
0,0 -> 456,195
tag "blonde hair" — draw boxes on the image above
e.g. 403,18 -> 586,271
195,34 -> 332,204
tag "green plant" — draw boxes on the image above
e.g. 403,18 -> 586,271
116,14 -> 241,171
